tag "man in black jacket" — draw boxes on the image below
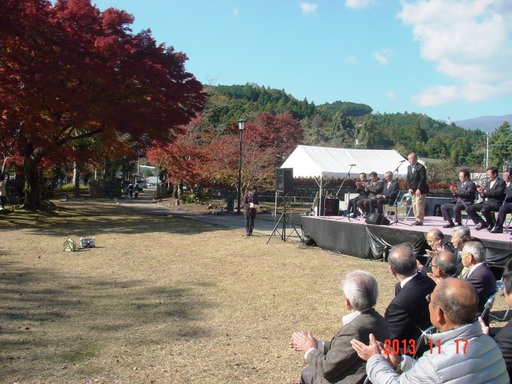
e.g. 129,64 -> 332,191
406,153 -> 429,226
357,171 -> 384,217
369,171 -> 399,215
466,166 -> 506,231
490,169 -> 512,233
441,169 -> 476,228
385,243 -> 435,355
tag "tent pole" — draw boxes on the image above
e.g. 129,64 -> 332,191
318,176 -> 323,216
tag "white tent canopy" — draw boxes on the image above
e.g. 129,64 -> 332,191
279,145 -> 408,214
280,145 -> 408,179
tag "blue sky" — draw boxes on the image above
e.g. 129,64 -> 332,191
91,0 -> 512,122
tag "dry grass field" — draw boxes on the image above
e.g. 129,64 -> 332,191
0,198 -> 509,383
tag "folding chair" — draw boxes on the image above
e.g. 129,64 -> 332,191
387,192 -> 413,222
481,291 -> 498,321
489,279 -> 511,322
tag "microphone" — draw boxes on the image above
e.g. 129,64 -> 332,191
349,164 -> 356,166
399,159 -> 406,163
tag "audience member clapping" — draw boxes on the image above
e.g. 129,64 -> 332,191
289,270 -> 389,384
351,278 -> 509,384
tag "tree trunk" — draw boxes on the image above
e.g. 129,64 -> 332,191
73,161 -> 81,196
22,142 -> 44,209
23,154 -> 41,209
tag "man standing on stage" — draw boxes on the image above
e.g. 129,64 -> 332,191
440,169 -> 476,228
406,153 -> 429,226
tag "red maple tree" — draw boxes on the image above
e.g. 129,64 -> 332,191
147,111 -> 304,194
0,0 -> 205,207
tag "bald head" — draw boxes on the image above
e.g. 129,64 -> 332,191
427,228 -> 443,239
388,243 -> 417,277
433,278 -> 477,325
426,228 -> 444,249
434,251 -> 457,277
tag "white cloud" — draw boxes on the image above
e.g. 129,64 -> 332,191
300,2 -> 318,15
346,0 -> 371,9
412,85 -> 459,106
374,52 -> 388,65
398,0 -> 512,106
373,49 -> 393,65
233,7 -> 239,16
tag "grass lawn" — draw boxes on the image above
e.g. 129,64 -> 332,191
0,198 -> 508,383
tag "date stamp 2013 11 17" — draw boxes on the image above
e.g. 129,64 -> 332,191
382,338 -> 469,355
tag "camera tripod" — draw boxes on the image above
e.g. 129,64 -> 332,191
267,193 -> 301,243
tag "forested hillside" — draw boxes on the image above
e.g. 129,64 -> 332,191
204,84 -> 489,168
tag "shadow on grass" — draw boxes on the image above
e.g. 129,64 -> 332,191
0,259 -> 216,380
0,196 -> 233,238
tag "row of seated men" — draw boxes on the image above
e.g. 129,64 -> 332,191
346,166 -> 512,235
289,226 -> 512,384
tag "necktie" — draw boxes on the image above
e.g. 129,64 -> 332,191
459,267 -> 469,279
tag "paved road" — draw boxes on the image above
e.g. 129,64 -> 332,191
118,192 -> 302,241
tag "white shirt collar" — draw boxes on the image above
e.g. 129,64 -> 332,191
400,272 -> 418,288
467,262 -> 485,277
342,311 -> 361,325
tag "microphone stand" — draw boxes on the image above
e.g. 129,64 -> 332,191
336,164 -> 355,218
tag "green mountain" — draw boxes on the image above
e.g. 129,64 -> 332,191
204,84 -> 487,167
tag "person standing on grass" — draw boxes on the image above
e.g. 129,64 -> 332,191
243,185 -> 259,236
0,174 -> 7,210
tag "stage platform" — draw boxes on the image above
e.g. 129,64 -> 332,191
300,214 -> 512,270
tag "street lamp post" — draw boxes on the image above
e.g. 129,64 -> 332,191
355,124 -> 362,149
237,119 -> 246,213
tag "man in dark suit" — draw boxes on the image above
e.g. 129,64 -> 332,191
460,240 -> 496,325
418,228 -> 455,276
385,243 -> 435,355
406,153 -> 429,226
357,171 -> 384,217
289,270 -> 389,384
347,173 -> 368,217
466,166 -> 506,230
441,169 -> 476,228
491,170 -> 512,233
427,251 -> 458,284
369,171 -> 399,215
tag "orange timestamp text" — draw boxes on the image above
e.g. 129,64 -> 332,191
383,338 -> 469,355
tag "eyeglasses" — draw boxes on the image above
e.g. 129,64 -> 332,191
431,264 -> 439,269
426,293 -> 444,312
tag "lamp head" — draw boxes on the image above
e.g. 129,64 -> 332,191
238,119 -> 246,131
